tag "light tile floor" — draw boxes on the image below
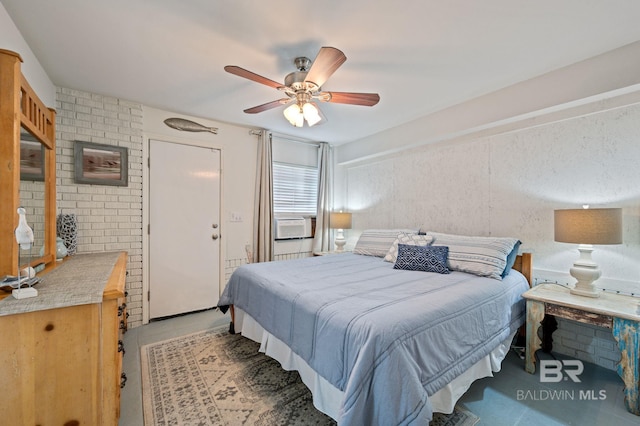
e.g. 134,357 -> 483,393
457,350 -> 638,425
119,309 -> 639,426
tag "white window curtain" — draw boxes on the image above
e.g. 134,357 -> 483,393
313,142 -> 333,253
253,130 -> 273,262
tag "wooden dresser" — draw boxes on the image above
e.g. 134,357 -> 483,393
0,251 -> 127,425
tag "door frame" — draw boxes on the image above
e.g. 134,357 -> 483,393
142,134 -> 225,324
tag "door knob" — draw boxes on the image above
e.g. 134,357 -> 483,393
212,224 -> 218,229
212,234 -> 219,240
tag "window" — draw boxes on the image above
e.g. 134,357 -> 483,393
273,162 -> 318,215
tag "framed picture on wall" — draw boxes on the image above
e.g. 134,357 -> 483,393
20,134 -> 45,181
74,140 -> 128,186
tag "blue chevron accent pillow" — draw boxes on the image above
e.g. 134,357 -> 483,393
393,244 -> 450,274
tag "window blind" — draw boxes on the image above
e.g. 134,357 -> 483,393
273,162 -> 318,215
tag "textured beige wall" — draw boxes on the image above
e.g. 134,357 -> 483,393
340,101 -> 640,293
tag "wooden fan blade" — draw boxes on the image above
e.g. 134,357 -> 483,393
244,98 -> 291,114
321,92 -> 380,106
304,47 -> 347,88
224,65 -> 283,89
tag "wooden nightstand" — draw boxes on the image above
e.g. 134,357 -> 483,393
523,283 -> 640,415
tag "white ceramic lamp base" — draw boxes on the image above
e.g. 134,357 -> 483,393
334,229 -> 346,252
569,245 -> 601,298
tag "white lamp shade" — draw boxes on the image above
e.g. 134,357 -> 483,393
283,102 -> 322,127
303,102 -> 321,126
554,208 -> 622,245
330,212 -> 352,229
283,103 -> 303,127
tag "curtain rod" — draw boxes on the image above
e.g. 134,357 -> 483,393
271,133 -> 322,147
249,129 -> 326,147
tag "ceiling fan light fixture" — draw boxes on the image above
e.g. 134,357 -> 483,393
283,103 -> 304,127
303,102 -> 321,126
284,102 -> 322,127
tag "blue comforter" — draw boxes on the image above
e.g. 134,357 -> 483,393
218,253 -> 528,425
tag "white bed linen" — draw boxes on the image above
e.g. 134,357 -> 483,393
234,307 -> 516,420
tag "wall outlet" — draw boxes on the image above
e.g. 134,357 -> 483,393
230,212 -> 243,222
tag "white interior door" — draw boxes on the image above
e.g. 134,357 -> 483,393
149,139 -> 221,319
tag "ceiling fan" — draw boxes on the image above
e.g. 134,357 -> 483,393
224,47 -> 380,127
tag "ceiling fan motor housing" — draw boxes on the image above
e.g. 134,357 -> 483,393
294,56 -> 311,71
284,71 -> 319,93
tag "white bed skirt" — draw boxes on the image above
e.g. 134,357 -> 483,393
234,307 -> 516,420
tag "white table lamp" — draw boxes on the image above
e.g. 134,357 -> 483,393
330,212 -> 352,252
554,207 -> 622,298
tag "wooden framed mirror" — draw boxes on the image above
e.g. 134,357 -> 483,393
0,49 -> 56,278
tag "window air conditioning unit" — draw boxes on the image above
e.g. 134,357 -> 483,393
275,217 -> 307,240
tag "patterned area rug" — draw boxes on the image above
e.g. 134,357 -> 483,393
141,327 -> 479,426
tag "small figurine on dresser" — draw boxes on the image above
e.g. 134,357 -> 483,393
12,207 -> 40,299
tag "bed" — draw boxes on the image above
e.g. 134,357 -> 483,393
218,230 -> 532,425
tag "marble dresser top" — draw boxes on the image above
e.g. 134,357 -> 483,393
0,251 -> 122,316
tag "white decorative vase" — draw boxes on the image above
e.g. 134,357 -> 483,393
56,237 -> 68,260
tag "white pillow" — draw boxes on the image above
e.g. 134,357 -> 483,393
384,233 -> 434,263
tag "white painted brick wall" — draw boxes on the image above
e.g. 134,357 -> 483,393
55,87 -> 144,327
551,318 -> 621,371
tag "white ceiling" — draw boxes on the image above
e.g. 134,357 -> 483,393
3,0 -> 640,144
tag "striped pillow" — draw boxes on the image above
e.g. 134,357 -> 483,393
383,232 -> 433,262
427,232 -> 519,280
353,229 -> 418,258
